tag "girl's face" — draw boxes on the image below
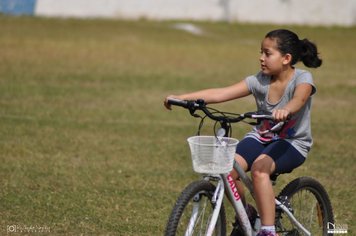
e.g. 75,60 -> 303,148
260,37 -> 290,76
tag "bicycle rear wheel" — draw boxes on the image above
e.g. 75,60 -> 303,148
276,177 -> 334,236
165,180 -> 227,236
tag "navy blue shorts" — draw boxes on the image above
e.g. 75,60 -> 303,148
235,137 -> 305,174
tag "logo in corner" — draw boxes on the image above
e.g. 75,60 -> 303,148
327,222 -> 348,234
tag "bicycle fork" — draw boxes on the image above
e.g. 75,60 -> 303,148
187,175 -> 252,236
207,180 -> 225,236
185,178 -> 225,236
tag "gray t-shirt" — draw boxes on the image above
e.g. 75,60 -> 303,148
244,69 -> 316,157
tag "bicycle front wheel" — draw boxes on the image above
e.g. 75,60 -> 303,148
165,180 -> 227,236
276,177 -> 334,236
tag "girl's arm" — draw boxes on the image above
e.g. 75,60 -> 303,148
273,83 -> 313,121
164,80 -> 251,110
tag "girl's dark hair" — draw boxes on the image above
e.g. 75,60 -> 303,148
265,29 -> 322,68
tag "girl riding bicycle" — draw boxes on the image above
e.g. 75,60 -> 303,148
164,29 -> 322,236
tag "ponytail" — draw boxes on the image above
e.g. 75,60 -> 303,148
300,39 -> 322,68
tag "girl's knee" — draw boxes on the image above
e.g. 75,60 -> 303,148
251,167 -> 270,181
251,154 -> 275,179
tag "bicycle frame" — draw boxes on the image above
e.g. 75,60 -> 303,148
223,173 -> 254,236
211,161 -> 312,236
200,164 -> 312,236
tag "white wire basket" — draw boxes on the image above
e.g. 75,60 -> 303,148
187,136 -> 239,174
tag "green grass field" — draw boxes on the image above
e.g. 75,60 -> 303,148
0,16 -> 355,235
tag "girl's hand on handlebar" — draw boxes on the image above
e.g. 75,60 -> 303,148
164,95 -> 178,110
272,108 -> 291,122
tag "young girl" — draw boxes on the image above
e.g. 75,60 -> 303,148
164,29 -> 322,236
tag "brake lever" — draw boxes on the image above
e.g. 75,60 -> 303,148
242,112 -> 271,126
270,121 -> 285,132
187,100 -> 203,118
189,108 -> 201,118
258,121 -> 285,135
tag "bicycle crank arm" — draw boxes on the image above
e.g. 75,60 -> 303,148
275,199 -> 311,236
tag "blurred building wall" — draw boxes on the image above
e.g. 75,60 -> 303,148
1,0 -> 356,26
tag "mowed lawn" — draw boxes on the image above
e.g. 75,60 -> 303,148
0,16 -> 355,235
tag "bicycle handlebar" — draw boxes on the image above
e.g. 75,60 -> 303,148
167,98 -> 288,135
167,98 -> 274,122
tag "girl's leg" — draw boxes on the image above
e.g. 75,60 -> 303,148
251,154 -> 276,226
233,137 -> 266,204
252,140 -> 305,235
230,138 -> 265,235
230,155 -> 253,235
230,154 -> 248,205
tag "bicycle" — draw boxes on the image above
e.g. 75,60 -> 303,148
164,98 -> 334,236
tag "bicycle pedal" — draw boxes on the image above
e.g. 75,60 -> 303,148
230,204 -> 259,235
246,204 -> 258,226
277,196 -> 293,213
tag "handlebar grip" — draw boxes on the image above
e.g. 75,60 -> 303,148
167,98 -> 189,108
257,114 -> 275,120
243,112 -> 274,120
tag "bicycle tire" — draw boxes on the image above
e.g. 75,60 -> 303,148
165,180 -> 227,236
276,176 -> 334,236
